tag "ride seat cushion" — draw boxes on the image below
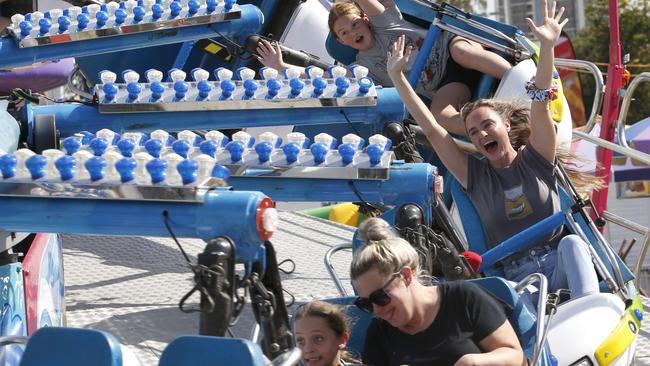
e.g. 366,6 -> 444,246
20,327 -> 123,366
158,335 -> 266,366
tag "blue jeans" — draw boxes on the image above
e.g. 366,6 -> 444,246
503,235 -> 599,299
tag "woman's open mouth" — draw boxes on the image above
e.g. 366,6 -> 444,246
483,140 -> 498,154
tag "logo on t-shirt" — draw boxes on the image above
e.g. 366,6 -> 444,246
504,185 -> 532,220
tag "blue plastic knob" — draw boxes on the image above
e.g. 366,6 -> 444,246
338,143 -> 356,165
152,3 -> 164,19
144,138 -> 163,158
133,6 -> 145,22
100,4 -> 108,12
77,13 -> 89,30
85,156 -> 106,181
117,138 -> 136,157
115,8 -> 127,24
206,0 -> 217,12
26,155 -> 47,180
312,77 -> 327,97
19,20 -> 33,37
95,11 -> 108,27
219,80 -> 235,100
146,158 -> 168,184
82,5 -> 89,14
188,0 -> 200,15
170,1 -> 182,18
255,142 -> 273,163
174,81 -> 189,101
177,159 -> 199,185
366,144 -> 384,166
116,157 -> 137,183
102,83 -> 118,102
358,77 -> 373,95
0,155 -> 17,179
199,140 -> 218,158
283,143 -> 300,164
634,309 -> 644,321
127,82 -> 142,101
334,77 -> 350,97
212,164 -> 230,180
289,78 -> 305,98
266,79 -> 282,99
224,0 -> 236,12
310,143 -> 328,165
57,16 -> 70,32
226,141 -> 245,163
63,137 -> 82,155
172,140 -> 191,158
197,80 -> 212,100
243,79 -> 260,99
55,155 -> 76,181
79,131 -> 96,145
38,18 -> 52,35
89,137 -> 109,156
150,81 -> 165,101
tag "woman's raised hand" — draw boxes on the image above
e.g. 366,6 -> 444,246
387,34 -> 412,80
525,0 -> 568,47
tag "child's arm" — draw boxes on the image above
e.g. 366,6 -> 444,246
355,0 -> 388,17
387,35 -> 469,188
256,39 -> 305,75
525,0 -> 568,164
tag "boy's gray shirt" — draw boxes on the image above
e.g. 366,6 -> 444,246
355,5 -> 453,98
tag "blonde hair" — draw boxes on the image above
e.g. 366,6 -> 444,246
358,217 -> 397,242
328,1 -> 364,37
350,234 -> 422,281
294,301 -> 360,364
460,99 -> 604,194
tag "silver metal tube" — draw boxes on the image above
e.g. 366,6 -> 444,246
602,210 -> 650,288
554,59 -> 604,134
514,273 -> 547,366
617,72 -> 650,149
272,347 -> 303,366
572,130 -> 650,166
324,243 -> 352,297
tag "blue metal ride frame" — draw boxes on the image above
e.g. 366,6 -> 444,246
0,4 -> 263,70
0,188 -> 270,268
23,87 -> 406,141
229,162 -> 438,252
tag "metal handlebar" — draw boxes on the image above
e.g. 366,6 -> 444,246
514,273 -> 548,366
324,243 -> 353,297
270,347 -> 302,366
554,59 -> 605,134
617,72 -> 650,149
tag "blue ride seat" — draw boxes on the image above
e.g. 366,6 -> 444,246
20,327 -> 124,366
158,335 -> 266,366
450,177 -> 635,283
325,277 -> 540,362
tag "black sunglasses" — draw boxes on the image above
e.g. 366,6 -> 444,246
354,272 -> 402,313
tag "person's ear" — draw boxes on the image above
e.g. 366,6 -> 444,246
504,118 -> 511,132
342,331 -> 350,344
401,267 -> 413,286
362,14 -> 370,25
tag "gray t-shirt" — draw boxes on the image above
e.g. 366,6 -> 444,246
466,145 -> 562,249
355,5 -> 453,98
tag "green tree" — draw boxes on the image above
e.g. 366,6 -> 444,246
572,0 -> 650,125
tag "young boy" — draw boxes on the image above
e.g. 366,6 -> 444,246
257,0 -> 512,136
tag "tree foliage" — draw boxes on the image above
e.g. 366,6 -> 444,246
572,0 -> 650,125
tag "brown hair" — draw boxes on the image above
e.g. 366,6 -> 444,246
460,99 -> 604,194
294,301 -> 360,364
328,1 -> 364,37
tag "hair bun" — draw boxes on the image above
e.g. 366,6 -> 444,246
358,218 -> 395,242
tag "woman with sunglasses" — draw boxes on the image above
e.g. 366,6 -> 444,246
351,232 -> 523,366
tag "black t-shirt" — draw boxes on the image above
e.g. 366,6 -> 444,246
362,281 -> 507,366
